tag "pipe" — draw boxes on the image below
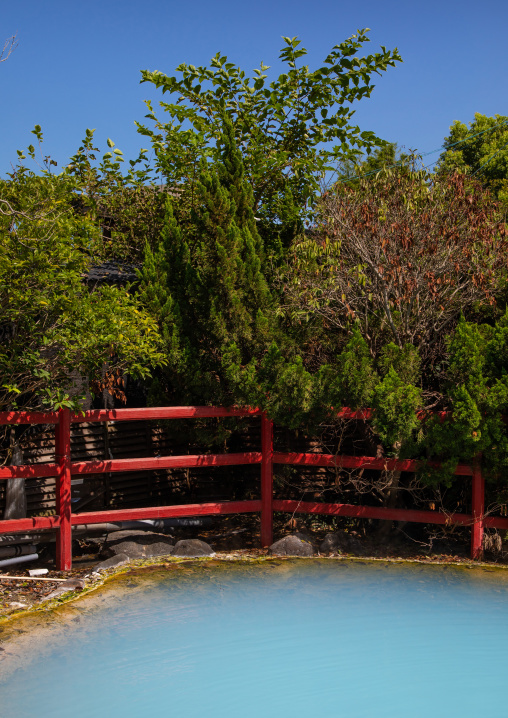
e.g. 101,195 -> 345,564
73,518 -> 213,533
0,534 -> 51,546
0,544 -> 36,560
0,517 -> 215,547
0,553 -> 38,569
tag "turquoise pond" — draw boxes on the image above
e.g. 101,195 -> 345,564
1,559 -> 508,718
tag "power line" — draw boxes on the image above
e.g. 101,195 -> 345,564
339,117 -> 508,184
471,136 -> 508,176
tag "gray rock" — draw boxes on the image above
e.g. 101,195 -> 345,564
95,553 -> 130,572
104,530 -> 174,559
171,539 -> 215,557
293,531 -> 317,549
43,578 -> 85,601
268,535 -> 316,557
319,531 -> 362,555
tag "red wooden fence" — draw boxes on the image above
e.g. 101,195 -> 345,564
0,406 -> 505,570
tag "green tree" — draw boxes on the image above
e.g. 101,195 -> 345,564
137,31 -> 402,241
437,113 -> 508,207
0,136 -> 165,412
138,116 -> 274,407
337,142 -> 410,186
421,315 -> 508,485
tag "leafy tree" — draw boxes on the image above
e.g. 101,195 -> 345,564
66,128 -> 164,262
137,31 -> 402,240
337,142 -> 410,186
437,113 -> 508,207
0,138 -> 165,412
283,167 -> 508,368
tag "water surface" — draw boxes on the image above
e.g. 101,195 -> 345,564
1,559 -> 507,717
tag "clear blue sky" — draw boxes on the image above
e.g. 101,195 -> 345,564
2,0 -> 507,175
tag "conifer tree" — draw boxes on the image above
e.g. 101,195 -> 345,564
138,116 -> 273,405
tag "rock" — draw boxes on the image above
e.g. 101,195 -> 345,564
320,532 -> 344,555
8,602 -> 28,609
171,539 -> 215,557
268,535 -> 316,557
293,531 -> 317,548
28,568 -> 48,577
43,578 -> 85,601
319,531 -> 362,555
95,553 -> 130,572
104,530 -> 174,559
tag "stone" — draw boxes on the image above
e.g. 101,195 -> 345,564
43,578 -> 85,601
319,531 -> 362,555
8,602 -> 28,609
268,535 -> 316,557
171,539 -> 215,557
104,530 -> 174,559
95,553 -> 130,572
293,531 -> 317,548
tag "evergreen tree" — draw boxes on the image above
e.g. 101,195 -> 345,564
138,116 -> 273,405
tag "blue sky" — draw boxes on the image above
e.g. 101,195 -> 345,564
2,0 -> 507,175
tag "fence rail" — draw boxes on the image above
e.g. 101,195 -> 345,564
0,406 -> 501,570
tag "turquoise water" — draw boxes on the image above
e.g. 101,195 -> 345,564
1,560 -> 508,717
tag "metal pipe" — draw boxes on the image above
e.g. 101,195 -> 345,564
0,544 -> 36,560
73,518 -> 212,533
0,517 -> 213,547
0,553 -> 38,569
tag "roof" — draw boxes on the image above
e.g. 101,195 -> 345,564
84,261 -> 141,286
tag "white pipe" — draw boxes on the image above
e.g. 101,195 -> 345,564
0,553 -> 38,569
0,544 -> 36,560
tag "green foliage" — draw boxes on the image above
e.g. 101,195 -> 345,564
138,32 -> 401,230
138,117 -> 274,407
378,342 -> 420,385
0,145 -> 165,411
437,113 -> 508,207
421,315 -> 508,484
372,367 -> 422,452
66,128 -> 164,262
337,142 -> 410,187
336,327 -> 378,408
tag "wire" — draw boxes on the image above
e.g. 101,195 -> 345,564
471,137 -> 508,176
339,117 -> 508,184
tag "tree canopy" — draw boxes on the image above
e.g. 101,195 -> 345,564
138,31 -> 402,236
437,113 -> 508,207
0,131 -> 165,412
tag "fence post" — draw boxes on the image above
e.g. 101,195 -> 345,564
471,456 -> 484,561
260,412 -> 273,547
55,408 -> 72,570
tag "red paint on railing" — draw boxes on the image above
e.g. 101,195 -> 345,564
72,501 -> 262,525
471,457 -> 485,560
273,451 -> 474,476
55,408 -> 72,570
70,452 -> 262,475
260,414 -> 274,547
0,405 -> 493,568
273,499 -> 472,526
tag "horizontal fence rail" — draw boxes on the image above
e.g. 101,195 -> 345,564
0,406 -> 498,569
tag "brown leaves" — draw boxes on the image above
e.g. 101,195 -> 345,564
290,169 -> 508,363
90,368 -> 126,404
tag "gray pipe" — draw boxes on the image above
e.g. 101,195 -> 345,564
0,517 -> 214,547
73,518 -> 212,533
0,544 -> 36,560
0,553 -> 38,569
